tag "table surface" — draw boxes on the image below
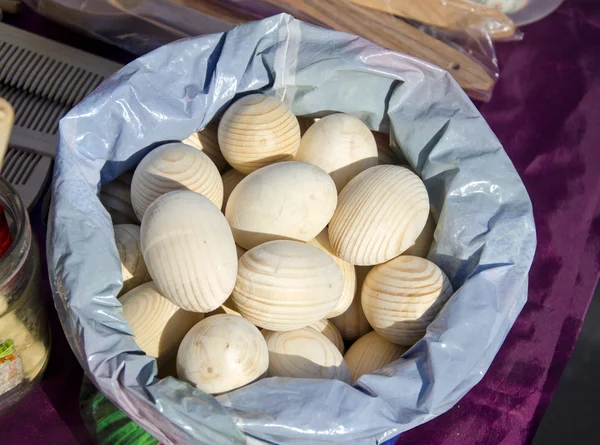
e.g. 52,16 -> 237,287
3,1 -> 600,444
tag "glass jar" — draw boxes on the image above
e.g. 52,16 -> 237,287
0,177 -> 49,415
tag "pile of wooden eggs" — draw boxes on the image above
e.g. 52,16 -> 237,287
102,93 -> 454,395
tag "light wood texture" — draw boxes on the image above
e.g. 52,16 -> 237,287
182,122 -> 230,173
329,165 -> 429,265
236,244 -> 247,260
309,319 -> 345,354
362,255 -> 453,345
263,328 -> 351,383
221,169 -> 245,211
331,266 -> 373,343
344,330 -> 408,383
403,213 -> 435,258
114,224 -> 151,296
296,114 -> 378,193
226,161 -> 337,250
121,282 -> 203,366
348,0 -> 516,40
308,228 -> 356,318
233,240 -> 344,331
0,98 -> 14,167
131,142 -> 223,220
218,94 -> 301,174
100,174 -> 139,225
177,314 -> 269,394
259,0 -> 494,94
141,190 -> 238,313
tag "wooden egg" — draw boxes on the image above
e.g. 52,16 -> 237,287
100,175 -> 138,225
309,319 -> 345,354
263,328 -> 351,383
114,224 -> 151,296
226,161 -> 337,250
236,244 -> 247,259
329,165 -> 430,265
344,331 -> 408,383
331,266 -> 373,343
297,117 -> 316,135
121,282 -> 203,365
218,94 -> 301,174
296,114 -> 378,193
232,240 -> 344,331
362,256 -> 453,346
403,213 -> 435,258
308,228 -> 356,318
182,122 -> 230,173
177,314 -> 268,394
206,297 -> 242,318
131,142 -> 223,220
221,169 -> 245,211
141,190 -> 238,313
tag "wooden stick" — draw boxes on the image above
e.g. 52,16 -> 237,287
0,98 -> 14,168
260,0 -> 494,94
348,0 -> 516,40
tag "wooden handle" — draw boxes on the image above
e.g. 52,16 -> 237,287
348,0 -> 516,40
260,0 -> 494,95
0,98 -> 14,169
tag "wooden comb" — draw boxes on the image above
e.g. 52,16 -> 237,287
260,0 -> 495,95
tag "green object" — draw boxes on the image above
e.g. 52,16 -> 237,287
0,339 -> 14,359
80,375 -> 159,445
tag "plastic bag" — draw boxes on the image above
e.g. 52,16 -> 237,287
48,14 -> 536,444
24,0 -> 520,101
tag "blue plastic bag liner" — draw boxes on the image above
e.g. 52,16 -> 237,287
48,14 -> 536,445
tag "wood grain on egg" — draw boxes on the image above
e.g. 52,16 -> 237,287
177,314 -> 269,394
226,161 -> 337,250
131,142 -> 223,220
263,328 -> 351,383
344,330 -> 408,383
403,213 -> 435,258
121,282 -> 203,365
232,240 -> 344,331
309,319 -> 345,354
329,165 -> 430,265
141,191 -> 238,313
100,174 -> 138,225
182,122 -> 230,173
218,94 -> 301,174
331,266 -> 373,343
362,256 -> 453,346
308,228 -> 356,318
221,169 -> 245,211
114,224 -> 151,296
296,114 -> 378,193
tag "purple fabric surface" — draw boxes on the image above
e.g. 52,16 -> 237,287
3,1 -> 600,444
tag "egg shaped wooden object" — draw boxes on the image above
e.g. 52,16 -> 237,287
233,240 -> 344,331
226,161 -> 337,250
100,175 -> 138,225
141,190 -> 238,313
177,314 -> 268,394
263,328 -> 351,383
331,266 -> 373,343
182,122 -> 230,173
131,142 -> 223,220
309,319 -> 345,354
221,169 -> 245,211
218,94 -> 301,174
329,165 -> 430,265
403,213 -> 435,258
114,224 -> 151,296
344,331 -> 408,383
121,282 -> 203,365
296,114 -> 377,193
308,228 -> 356,318
362,256 -> 453,345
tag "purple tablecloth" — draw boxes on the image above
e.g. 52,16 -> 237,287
3,1 -> 600,443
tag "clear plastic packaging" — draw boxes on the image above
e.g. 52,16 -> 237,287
23,0 -> 523,101
507,0 -> 564,26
